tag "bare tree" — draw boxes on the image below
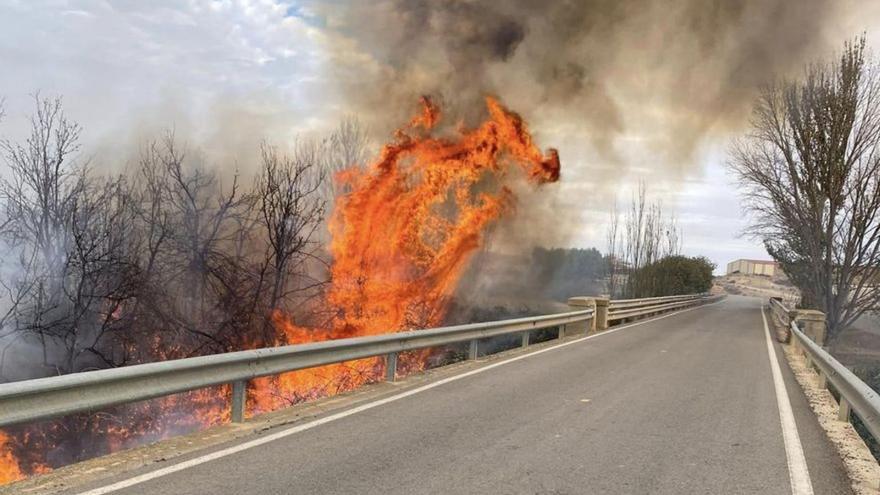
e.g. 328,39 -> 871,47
57,175 -> 142,370
0,97 -> 345,380
1,95 -> 81,272
317,117 -> 370,203
0,95 -> 83,374
605,202 -> 620,297
0,96 -> 143,374
606,182 -> 682,298
146,133 -> 258,353
131,139 -> 174,284
254,141 -> 325,341
0,97 -> 13,332
730,36 -> 880,338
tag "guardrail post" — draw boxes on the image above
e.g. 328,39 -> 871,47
768,298 -> 791,343
594,298 -> 609,331
839,397 -> 851,421
792,309 -> 827,346
385,352 -> 398,382
788,309 -> 800,344
567,297 -> 608,332
231,379 -> 247,423
468,339 -> 478,360
567,297 -> 595,332
521,331 -> 529,348
791,328 -> 801,353
558,324 -> 565,339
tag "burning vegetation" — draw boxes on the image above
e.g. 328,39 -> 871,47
0,96 -> 559,483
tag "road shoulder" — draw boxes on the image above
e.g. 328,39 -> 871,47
780,339 -> 880,494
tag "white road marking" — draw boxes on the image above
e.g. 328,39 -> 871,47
75,302 -> 716,495
761,306 -> 814,495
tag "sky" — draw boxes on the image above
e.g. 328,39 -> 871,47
2,0 -> 879,274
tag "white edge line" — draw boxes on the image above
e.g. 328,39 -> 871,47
76,301 -> 718,495
761,305 -> 814,495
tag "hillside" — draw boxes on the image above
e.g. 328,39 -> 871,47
713,272 -> 799,305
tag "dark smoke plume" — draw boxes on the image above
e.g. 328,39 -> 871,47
316,0 -> 844,165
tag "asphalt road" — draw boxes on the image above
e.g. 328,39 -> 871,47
67,296 -> 852,494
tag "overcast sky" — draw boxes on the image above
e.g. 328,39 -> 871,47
2,0 -> 879,274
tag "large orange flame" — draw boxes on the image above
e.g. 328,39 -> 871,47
266,95 -> 559,406
324,95 -> 558,335
0,96 -> 559,484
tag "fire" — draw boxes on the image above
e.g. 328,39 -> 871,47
262,95 -> 559,407
0,96 -> 559,483
0,433 -> 23,484
323,95 -> 558,336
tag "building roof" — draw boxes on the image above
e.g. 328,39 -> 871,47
728,259 -> 777,265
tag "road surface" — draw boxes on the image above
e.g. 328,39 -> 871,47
62,295 -> 852,494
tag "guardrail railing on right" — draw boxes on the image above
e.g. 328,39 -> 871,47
768,298 -> 880,445
769,297 -> 826,345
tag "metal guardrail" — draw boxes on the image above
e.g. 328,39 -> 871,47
790,322 -> 880,440
769,296 -> 791,325
608,293 -> 708,322
769,298 -> 880,442
768,297 -> 793,342
0,309 -> 593,427
769,297 -> 788,319
0,292 -> 714,429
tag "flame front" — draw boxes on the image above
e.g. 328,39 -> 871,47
268,95 -> 559,403
325,96 -> 558,334
0,96 -> 559,484
0,433 -> 23,483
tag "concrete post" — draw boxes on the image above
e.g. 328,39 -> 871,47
792,309 -> 827,346
567,296 -> 610,332
595,298 -> 609,331
768,297 -> 787,342
567,297 -> 595,332
789,313 -> 801,353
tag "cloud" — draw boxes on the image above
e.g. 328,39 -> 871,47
0,0 -> 338,170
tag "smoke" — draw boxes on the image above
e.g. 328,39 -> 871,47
316,0 -> 845,165
304,0 -> 859,302
0,1 -> 865,307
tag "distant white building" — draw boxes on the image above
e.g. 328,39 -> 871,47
726,259 -> 778,277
